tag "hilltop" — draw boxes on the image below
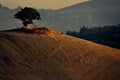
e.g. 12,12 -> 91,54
4,26 -> 61,34
0,29 -> 120,80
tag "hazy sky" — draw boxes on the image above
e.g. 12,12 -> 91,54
0,0 -> 89,9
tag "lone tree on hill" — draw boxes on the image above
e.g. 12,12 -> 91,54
14,7 -> 41,27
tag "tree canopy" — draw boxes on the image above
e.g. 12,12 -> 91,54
14,7 -> 41,26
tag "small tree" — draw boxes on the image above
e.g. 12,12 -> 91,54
14,7 -> 41,27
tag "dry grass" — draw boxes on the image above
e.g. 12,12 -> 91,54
0,31 -> 120,80
4,27 -> 61,34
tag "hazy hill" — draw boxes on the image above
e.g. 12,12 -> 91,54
44,0 -> 120,32
0,0 -> 120,32
0,30 -> 120,80
0,6 -> 20,30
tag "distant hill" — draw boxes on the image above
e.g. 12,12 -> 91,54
0,29 -> 120,80
0,6 -> 20,30
43,0 -> 120,32
0,0 -> 120,32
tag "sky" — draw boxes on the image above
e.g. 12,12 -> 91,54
0,0 -> 89,9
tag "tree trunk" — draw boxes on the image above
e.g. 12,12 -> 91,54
23,20 -> 33,27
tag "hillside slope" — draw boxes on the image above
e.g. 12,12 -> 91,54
0,31 -> 120,80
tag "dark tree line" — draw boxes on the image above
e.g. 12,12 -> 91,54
66,24 -> 120,49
